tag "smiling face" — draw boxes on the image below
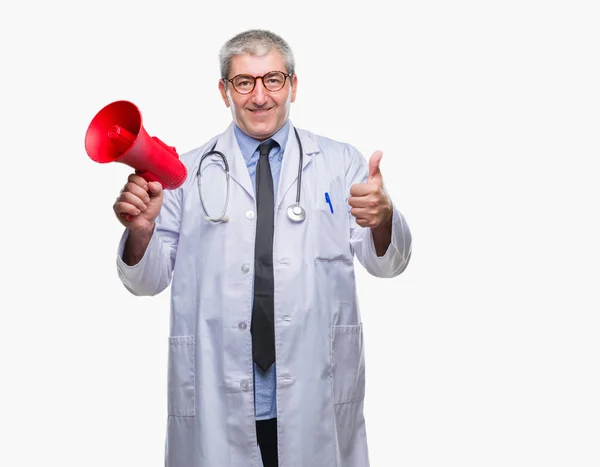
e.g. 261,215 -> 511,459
218,50 -> 297,141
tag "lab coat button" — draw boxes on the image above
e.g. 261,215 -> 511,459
240,380 -> 251,391
238,321 -> 247,331
282,315 -> 291,322
241,263 -> 250,274
246,210 -> 255,220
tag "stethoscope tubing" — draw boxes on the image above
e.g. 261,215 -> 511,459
197,128 -> 304,223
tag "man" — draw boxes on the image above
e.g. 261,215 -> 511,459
114,29 -> 412,467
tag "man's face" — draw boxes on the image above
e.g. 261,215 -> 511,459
219,50 -> 297,141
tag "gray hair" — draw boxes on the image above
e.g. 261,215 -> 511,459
219,29 -> 296,80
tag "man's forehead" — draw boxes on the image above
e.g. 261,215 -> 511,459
230,51 -> 285,74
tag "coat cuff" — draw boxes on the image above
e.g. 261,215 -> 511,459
364,205 -> 412,276
116,224 -> 160,293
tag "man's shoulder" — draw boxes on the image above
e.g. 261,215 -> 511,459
296,127 -> 361,156
177,135 -> 221,165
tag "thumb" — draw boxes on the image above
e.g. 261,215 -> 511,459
147,181 -> 164,197
368,151 -> 383,183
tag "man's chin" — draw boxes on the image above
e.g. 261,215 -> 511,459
245,123 -> 277,140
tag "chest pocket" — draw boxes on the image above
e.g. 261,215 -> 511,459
311,200 -> 352,262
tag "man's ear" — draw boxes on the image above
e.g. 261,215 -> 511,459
218,80 -> 230,108
291,73 -> 298,103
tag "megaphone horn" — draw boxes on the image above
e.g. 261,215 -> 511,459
84,100 -> 188,190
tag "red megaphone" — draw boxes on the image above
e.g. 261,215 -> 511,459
85,100 -> 187,190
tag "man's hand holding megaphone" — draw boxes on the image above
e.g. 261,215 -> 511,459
113,174 -> 164,232
112,174 -> 164,265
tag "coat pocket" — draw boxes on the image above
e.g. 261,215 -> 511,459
167,335 -> 195,417
330,324 -> 365,405
312,204 -> 351,262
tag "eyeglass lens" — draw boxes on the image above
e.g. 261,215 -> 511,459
232,72 -> 287,93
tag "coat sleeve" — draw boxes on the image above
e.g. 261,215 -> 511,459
346,146 -> 412,278
115,186 -> 182,296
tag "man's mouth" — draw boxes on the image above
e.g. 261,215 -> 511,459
248,107 -> 274,114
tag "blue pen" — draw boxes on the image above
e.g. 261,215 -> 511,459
325,192 -> 334,213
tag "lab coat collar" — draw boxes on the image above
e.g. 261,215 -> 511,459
213,122 -> 255,201
211,121 -> 320,206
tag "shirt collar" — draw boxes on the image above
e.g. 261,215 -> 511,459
233,120 -> 291,164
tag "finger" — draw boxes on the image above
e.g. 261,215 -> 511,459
118,190 -> 149,212
349,183 -> 374,197
350,207 -> 371,218
355,217 -> 371,228
350,204 -> 379,219
114,200 -> 142,219
348,191 -> 382,208
122,182 -> 151,203
348,196 -> 371,209
355,216 -> 380,228
127,173 -> 150,191
368,151 -> 383,182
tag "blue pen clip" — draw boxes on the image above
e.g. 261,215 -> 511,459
325,192 -> 334,213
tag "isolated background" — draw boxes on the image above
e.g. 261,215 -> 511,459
1,0 -> 599,466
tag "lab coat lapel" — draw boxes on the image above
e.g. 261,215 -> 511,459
214,122 -> 255,201
276,124 -> 318,211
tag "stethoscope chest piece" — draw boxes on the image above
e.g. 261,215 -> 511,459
287,204 -> 306,222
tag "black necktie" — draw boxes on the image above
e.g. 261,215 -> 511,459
252,139 -> 279,372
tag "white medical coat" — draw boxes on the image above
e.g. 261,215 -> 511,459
117,121 -> 412,466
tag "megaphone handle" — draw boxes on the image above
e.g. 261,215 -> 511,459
120,213 -> 134,222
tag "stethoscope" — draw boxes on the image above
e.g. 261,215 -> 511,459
197,127 -> 306,223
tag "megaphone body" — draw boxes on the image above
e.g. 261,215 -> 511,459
85,100 -> 187,190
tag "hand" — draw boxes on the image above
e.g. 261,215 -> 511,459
348,151 -> 393,228
113,173 -> 164,233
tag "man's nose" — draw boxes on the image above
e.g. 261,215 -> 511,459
251,78 -> 269,104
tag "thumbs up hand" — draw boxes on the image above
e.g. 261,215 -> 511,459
348,150 -> 393,229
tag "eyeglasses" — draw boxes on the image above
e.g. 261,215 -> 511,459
225,71 -> 292,95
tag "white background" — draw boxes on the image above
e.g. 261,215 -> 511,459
1,0 -> 599,465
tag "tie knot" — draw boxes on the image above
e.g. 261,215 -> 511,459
258,139 -> 279,158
